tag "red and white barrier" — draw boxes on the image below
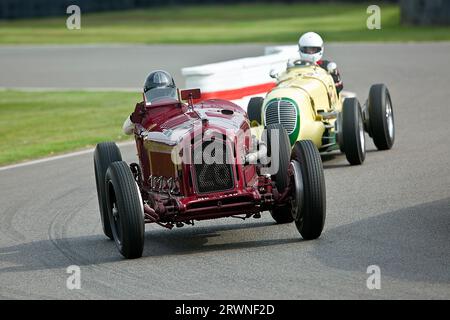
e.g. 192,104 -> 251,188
181,45 -> 298,109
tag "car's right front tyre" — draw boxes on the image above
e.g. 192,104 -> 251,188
105,161 -> 145,259
94,142 -> 122,240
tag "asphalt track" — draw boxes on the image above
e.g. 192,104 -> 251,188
0,44 -> 266,89
0,43 -> 449,299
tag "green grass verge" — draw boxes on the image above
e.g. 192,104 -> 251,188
0,3 -> 449,44
0,90 -> 139,166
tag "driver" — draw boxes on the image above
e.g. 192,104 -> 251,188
295,32 -> 343,94
142,70 -> 178,104
123,70 -> 178,135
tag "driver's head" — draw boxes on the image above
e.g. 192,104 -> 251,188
298,32 -> 324,64
143,70 -> 177,104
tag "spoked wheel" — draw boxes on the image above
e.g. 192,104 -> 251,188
342,97 -> 366,166
106,161 -> 145,259
94,142 -> 122,239
368,84 -> 395,150
290,140 -> 326,240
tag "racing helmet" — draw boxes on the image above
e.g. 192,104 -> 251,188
298,32 -> 324,64
143,70 -> 177,104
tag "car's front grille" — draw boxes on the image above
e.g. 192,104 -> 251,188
193,141 -> 234,194
264,99 -> 298,134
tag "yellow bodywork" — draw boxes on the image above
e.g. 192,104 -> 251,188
253,64 -> 343,149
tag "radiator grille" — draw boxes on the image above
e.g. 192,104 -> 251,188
193,141 -> 234,194
264,99 -> 298,134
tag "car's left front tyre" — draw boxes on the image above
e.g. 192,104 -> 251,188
290,140 -> 326,240
247,97 -> 264,127
263,124 -> 295,224
342,97 -> 366,165
105,161 -> 145,259
368,84 -> 395,150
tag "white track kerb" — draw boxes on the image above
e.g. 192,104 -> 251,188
182,45 -> 299,108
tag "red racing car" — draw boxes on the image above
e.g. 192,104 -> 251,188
94,88 -> 326,259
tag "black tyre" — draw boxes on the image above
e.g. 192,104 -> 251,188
368,84 -> 395,150
291,140 -> 326,240
262,124 -> 293,224
270,206 -> 294,224
342,97 -> 366,165
247,97 -> 264,126
94,142 -> 122,239
105,161 -> 145,259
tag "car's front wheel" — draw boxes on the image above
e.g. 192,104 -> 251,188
368,84 -> 395,150
94,142 -> 122,240
290,140 -> 326,240
342,97 -> 366,165
105,161 -> 145,259
263,124 -> 294,224
247,97 -> 264,126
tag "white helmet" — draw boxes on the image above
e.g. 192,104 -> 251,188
298,32 -> 324,64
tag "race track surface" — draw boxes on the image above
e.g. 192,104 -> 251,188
0,43 -> 449,299
0,44 -> 266,89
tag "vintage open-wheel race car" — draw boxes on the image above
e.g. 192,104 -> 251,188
94,89 -> 326,259
247,62 -> 395,165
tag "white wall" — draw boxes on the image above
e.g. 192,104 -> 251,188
181,45 -> 299,109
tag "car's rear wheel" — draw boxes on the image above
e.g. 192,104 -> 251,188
342,97 -> 366,165
94,142 -> 122,240
105,161 -> 144,259
263,124 -> 294,224
247,97 -> 264,126
290,140 -> 326,240
368,84 -> 395,150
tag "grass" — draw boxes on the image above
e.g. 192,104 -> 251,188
0,90 -> 139,166
0,3 -> 450,44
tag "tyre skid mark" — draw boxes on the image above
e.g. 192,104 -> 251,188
0,205 -> 27,243
46,190 -> 165,298
47,191 -> 122,299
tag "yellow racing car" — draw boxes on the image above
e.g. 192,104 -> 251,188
248,61 -> 395,165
